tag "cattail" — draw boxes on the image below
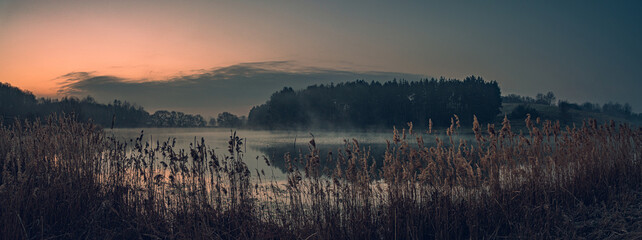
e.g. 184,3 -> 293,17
472,115 -> 482,142
393,126 -> 400,144
501,115 -> 511,138
525,113 -> 533,130
487,123 -> 496,137
454,114 -> 460,129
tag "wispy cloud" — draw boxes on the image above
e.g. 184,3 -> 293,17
57,61 -> 427,117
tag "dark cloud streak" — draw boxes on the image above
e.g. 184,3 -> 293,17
57,61 -> 426,117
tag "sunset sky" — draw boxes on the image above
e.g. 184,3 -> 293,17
1,0 -> 641,115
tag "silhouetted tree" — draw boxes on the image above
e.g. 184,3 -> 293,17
602,102 -> 633,117
248,76 -> 502,129
217,112 -> 242,128
150,110 -> 206,127
581,102 -> 601,112
535,92 -> 556,105
502,94 -> 536,104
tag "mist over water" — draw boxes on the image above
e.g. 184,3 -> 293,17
109,128 -> 468,180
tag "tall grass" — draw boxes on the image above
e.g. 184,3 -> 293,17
0,115 -> 640,239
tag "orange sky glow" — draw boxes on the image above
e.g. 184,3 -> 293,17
0,1 -> 283,96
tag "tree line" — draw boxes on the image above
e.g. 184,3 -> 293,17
5,79 -> 638,130
1,82 -> 206,128
503,90 -> 640,121
248,76 -> 502,129
502,92 -> 557,105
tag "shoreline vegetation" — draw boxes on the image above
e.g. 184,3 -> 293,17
1,115 -> 640,239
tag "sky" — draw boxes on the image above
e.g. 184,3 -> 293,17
1,0 -> 641,116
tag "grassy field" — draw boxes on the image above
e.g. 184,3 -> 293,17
1,115 -> 641,239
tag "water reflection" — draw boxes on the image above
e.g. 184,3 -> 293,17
255,142 -> 388,174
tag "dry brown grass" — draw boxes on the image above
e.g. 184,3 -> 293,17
0,114 -> 640,239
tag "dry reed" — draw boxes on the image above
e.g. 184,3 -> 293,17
0,114 -> 640,239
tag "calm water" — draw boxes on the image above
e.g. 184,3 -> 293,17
109,128 -> 456,180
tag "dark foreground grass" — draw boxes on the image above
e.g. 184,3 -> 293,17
0,115 -> 640,239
